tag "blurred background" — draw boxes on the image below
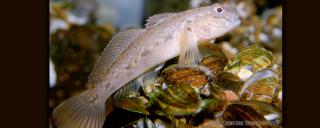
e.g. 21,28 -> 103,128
49,0 -> 282,124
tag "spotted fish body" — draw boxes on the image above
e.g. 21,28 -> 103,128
53,3 -> 240,128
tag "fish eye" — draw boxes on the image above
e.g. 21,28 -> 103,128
214,6 -> 224,14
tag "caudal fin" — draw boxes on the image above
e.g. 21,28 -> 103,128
52,91 -> 106,128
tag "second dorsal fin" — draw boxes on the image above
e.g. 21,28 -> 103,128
145,13 -> 176,29
88,29 -> 145,85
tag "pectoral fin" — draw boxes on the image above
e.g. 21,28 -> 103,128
178,27 -> 201,65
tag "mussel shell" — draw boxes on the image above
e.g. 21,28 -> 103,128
199,43 -> 228,77
150,84 -> 201,116
226,44 -> 273,81
223,101 -> 281,128
200,83 -> 228,117
216,72 -> 243,96
161,64 -> 212,88
240,69 -> 280,104
241,77 -> 280,104
114,96 -> 150,115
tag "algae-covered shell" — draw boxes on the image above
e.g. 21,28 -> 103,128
226,44 -> 273,81
240,69 -> 280,104
198,43 -> 228,77
161,64 -> 213,88
223,101 -> 281,128
216,72 -> 243,96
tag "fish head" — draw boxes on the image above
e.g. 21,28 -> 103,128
194,3 -> 241,42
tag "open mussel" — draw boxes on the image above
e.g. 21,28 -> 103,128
226,44 -> 273,81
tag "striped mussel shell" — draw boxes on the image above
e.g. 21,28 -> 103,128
161,64 -> 213,88
148,84 -> 201,116
225,44 -> 273,81
239,69 -> 281,104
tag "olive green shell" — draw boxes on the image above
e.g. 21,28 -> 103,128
216,72 -> 243,96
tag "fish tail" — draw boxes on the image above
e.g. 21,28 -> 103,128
52,90 -> 106,128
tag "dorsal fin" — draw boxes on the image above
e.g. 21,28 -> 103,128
145,13 -> 176,29
88,29 -> 145,85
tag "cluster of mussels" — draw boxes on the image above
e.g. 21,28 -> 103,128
103,42 -> 282,128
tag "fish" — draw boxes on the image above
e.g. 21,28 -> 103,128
52,3 -> 241,128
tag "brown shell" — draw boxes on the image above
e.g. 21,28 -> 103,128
162,64 -> 212,88
241,77 -> 280,104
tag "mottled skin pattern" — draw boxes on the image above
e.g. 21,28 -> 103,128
89,4 -> 241,105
